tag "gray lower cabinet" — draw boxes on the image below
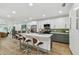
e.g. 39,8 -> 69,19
52,34 -> 69,44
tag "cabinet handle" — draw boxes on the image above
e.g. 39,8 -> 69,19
70,17 -> 71,29
76,9 -> 79,29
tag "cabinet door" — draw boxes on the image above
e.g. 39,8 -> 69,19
53,34 -> 69,43
54,18 -> 65,29
53,17 -> 70,29
50,19 -> 55,29
64,17 -> 70,29
37,17 -> 70,29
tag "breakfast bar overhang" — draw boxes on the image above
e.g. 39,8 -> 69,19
20,33 -> 53,52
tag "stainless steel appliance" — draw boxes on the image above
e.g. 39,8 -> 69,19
43,24 -> 51,34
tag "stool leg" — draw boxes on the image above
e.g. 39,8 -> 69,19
25,43 -> 32,55
19,40 -> 21,49
37,46 -> 40,55
36,46 -> 43,55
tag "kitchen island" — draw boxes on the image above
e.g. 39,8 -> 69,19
20,33 -> 53,52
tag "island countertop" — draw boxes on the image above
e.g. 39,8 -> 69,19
20,33 -> 53,51
22,33 -> 53,37
50,32 -> 69,34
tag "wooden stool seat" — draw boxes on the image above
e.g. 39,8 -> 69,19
37,42 -> 43,46
23,37 -> 26,41
26,39 -> 31,42
18,34 -> 23,40
15,34 -> 19,39
19,34 -> 22,36
15,35 -> 18,39
18,37 -> 23,40
33,38 -> 38,45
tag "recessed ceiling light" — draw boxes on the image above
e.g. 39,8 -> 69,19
29,3 -> 33,6
7,15 -> 10,18
12,11 -> 16,14
42,14 -> 46,17
58,11 -> 62,14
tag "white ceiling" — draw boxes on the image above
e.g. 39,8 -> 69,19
0,3 -> 73,24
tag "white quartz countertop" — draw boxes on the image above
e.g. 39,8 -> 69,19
50,32 -> 69,34
21,33 -> 53,38
27,33 -> 52,37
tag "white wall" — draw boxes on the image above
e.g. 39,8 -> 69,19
70,3 -> 79,55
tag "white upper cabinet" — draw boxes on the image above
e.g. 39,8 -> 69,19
64,17 -> 70,29
50,19 -> 55,29
50,17 -> 70,29
36,17 -> 70,32
53,17 -> 70,29
53,18 -> 65,29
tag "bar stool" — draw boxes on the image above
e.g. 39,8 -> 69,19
32,38 -> 37,54
22,37 -> 26,43
36,42 -> 43,54
33,38 -> 38,46
23,38 -> 32,55
18,34 -> 23,49
15,34 -> 19,39
33,38 -> 44,55
19,36 -> 26,49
